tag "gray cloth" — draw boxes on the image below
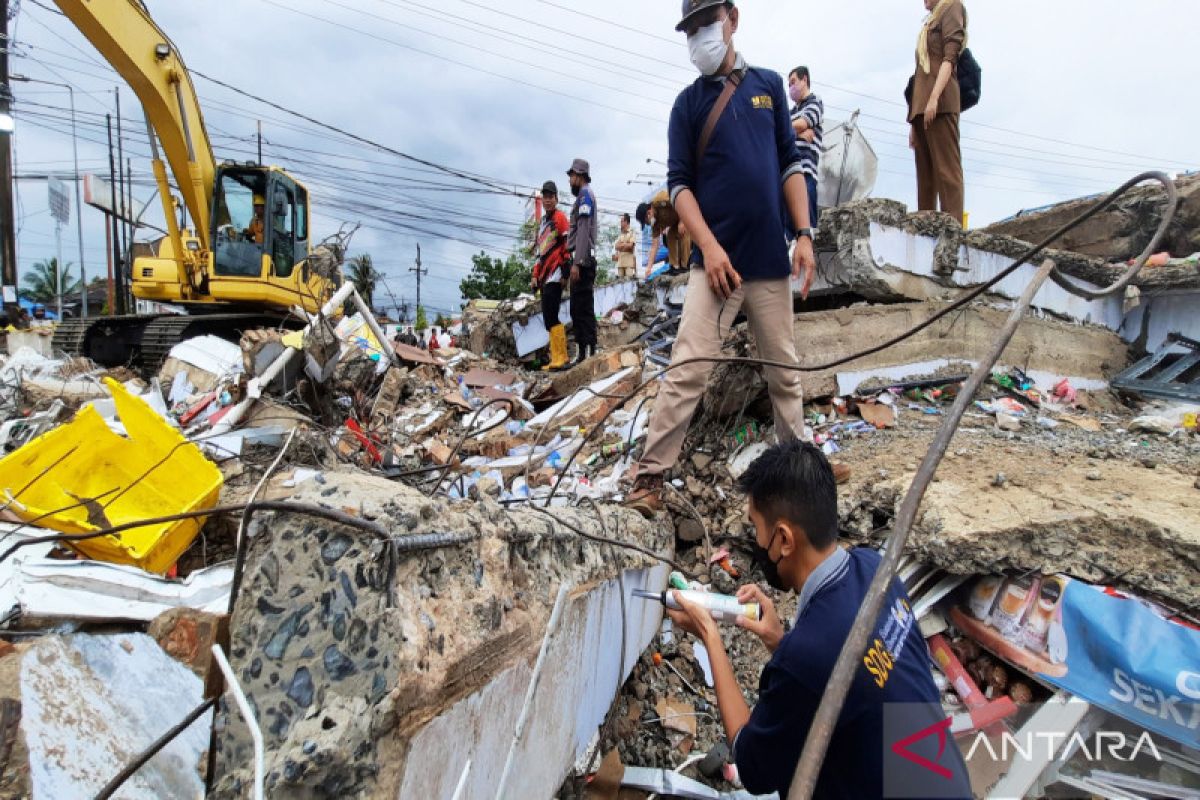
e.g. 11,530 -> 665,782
568,184 -> 599,262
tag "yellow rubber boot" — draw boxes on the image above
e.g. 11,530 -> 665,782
543,324 -> 569,371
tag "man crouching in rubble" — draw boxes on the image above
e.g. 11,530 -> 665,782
667,440 -> 971,798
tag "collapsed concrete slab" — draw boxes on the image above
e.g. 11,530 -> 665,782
840,435 -> 1200,609
702,300 -> 1129,414
815,199 -> 1199,353
211,472 -> 672,798
985,173 -> 1200,261
0,633 -> 211,798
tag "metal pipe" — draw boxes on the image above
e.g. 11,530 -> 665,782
349,286 -> 399,367
494,582 -> 572,800
211,644 -> 264,800
210,280 -> 356,435
788,259 -> 1058,796
93,697 -> 217,800
786,173 -> 1179,800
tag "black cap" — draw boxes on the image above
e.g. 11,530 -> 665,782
676,0 -> 734,32
541,180 -> 558,197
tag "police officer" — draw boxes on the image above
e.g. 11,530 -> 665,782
566,158 -> 598,365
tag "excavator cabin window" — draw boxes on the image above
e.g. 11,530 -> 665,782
213,171 -> 268,277
271,185 -> 296,278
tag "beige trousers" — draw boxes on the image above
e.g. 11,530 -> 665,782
636,268 -> 805,477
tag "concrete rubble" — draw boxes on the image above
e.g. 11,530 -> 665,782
0,186 -> 1196,799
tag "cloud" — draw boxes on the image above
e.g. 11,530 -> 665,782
9,0 -> 1195,315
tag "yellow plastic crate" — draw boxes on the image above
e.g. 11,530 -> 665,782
0,377 -> 223,574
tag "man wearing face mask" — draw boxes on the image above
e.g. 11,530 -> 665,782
626,0 -> 849,518
666,440 -> 971,798
788,66 -> 824,229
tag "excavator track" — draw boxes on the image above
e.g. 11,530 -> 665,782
139,313 -> 288,373
51,313 -> 294,375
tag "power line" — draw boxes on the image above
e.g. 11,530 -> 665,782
256,0 -> 666,123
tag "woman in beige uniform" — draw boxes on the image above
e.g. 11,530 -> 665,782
908,0 -> 967,224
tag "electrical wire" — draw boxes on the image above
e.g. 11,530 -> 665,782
541,171 -> 1179,505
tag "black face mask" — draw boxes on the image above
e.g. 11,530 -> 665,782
751,528 -> 787,591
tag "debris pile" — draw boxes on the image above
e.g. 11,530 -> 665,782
0,247 -> 1195,796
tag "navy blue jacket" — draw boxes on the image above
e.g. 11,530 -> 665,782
667,61 -> 803,281
733,548 -> 972,799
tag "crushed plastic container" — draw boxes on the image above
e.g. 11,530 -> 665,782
0,377 -> 223,574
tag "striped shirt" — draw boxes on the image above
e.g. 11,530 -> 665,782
790,93 -> 824,178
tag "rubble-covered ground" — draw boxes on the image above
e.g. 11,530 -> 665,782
0,264 -> 1197,797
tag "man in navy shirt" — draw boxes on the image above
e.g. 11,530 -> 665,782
626,0 -> 848,518
566,158 -> 599,365
667,440 -> 972,798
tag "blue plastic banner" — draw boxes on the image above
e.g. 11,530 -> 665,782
953,576 -> 1200,747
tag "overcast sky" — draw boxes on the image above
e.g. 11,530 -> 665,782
10,0 -> 1197,317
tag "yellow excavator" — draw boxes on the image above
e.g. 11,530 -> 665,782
50,0 -> 341,369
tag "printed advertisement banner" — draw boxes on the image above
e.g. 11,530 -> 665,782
952,575 -> 1200,747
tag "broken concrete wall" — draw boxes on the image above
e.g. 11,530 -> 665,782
1120,290 -> 1200,356
984,173 -> 1200,261
703,301 -> 1129,414
212,472 -> 672,799
816,199 -> 1197,353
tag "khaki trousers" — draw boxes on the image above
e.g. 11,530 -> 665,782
636,268 -> 805,477
913,112 -> 964,222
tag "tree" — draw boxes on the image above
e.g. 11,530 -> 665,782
434,312 -> 451,329
595,222 -> 621,287
459,218 -> 535,301
458,252 -> 533,301
414,305 -> 428,333
345,254 -> 379,310
20,258 -> 80,303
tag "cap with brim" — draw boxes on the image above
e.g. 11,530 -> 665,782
566,157 -> 591,180
675,0 -> 733,32
541,180 -> 558,197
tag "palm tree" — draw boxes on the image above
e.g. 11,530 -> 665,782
345,254 -> 378,310
20,258 -> 81,304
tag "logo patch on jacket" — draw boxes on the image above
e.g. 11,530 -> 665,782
751,94 -> 773,110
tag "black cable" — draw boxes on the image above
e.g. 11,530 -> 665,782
94,697 -> 218,800
528,505 -> 690,577
425,396 -> 517,497
543,171 -> 1177,504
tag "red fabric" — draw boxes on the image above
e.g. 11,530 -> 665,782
533,209 -> 570,287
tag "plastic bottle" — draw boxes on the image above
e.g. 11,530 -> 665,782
457,377 -> 482,409
632,588 -> 761,625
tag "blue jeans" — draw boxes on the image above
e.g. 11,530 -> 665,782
805,173 -> 820,228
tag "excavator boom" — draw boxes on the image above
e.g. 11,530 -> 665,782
54,0 -> 214,248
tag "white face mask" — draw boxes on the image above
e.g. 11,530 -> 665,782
687,20 -> 729,76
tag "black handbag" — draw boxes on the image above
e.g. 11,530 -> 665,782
904,47 -> 982,112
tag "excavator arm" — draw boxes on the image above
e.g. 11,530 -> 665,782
54,0 -> 215,290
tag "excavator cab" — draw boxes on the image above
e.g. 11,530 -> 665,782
206,165 -> 325,310
213,168 -> 268,276
212,166 -> 308,280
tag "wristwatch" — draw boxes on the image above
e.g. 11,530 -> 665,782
796,227 -> 817,239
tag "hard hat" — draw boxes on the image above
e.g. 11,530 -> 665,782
675,0 -> 734,32
253,194 -> 265,206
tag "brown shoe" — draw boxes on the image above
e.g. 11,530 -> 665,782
624,474 -> 664,518
832,463 -> 852,485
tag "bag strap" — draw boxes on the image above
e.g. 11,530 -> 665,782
695,67 -> 745,171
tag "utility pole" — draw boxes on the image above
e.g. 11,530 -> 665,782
0,0 -> 19,319
257,120 -> 262,164
106,112 -> 125,314
409,243 -> 427,315
115,89 -> 129,295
